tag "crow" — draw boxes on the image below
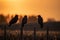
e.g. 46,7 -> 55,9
21,15 -> 27,27
38,15 -> 43,28
8,15 -> 18,27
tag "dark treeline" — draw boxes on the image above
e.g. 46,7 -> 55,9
0,21 -> 60,31
0,14 -> 58,24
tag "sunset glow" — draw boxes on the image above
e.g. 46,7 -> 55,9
0,0 -> 60,22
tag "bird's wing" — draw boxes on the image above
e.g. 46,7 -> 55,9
23,18 -> 27,23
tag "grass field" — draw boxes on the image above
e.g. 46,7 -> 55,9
0,29 -> 60,40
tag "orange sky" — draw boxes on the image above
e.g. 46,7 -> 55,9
0,0 -> 60,22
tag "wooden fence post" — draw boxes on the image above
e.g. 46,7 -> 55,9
47,26 -> 49,40
20,27 -> 23,40
34,27 -> 36,40
4,25 -> 6,40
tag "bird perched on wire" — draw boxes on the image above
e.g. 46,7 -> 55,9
38,15 -> 43,28
8,15 -> 18,27
21,15 -> 27,28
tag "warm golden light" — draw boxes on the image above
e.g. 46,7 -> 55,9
0,0 -> 60,22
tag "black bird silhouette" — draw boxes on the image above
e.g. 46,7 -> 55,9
20,15 -> 27,40
21,15 -> 27,27
38,15 -> 43,28
8,15 -> 18,26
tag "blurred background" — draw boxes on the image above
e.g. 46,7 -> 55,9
0,0 -> 60,40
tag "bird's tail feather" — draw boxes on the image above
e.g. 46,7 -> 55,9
21,24 -> 24,28
8,24 -> 11,27
39,24 -> 43,29
40,25 -> 43,28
